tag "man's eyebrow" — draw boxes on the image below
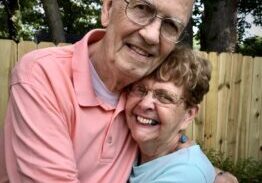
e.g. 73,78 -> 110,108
145,0 -> 185,26
171,17 -> 184,24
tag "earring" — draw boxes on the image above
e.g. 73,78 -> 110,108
179,134 -> 188,143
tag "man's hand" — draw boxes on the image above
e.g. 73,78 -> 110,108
215,168 -> 238,183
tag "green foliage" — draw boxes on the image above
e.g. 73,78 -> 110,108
192,0 -> 203,42
0,0 -> 46,40
58,0 -> 101,36
192,0 -> 262,46
237,0 -> 262,42
0,3 -> 9,38
205,149 -> 262,183
236,36 -> 262,56
11,10 -> 24,41
0,0 -> 102,41
0,0 -> 261,47
19,0 -> 47,39
238,0 -> 262,25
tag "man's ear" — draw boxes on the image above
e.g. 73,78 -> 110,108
101,0 -> 113,27
180,105 -> 199,130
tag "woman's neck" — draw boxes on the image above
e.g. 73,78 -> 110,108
139,141 -> 178,164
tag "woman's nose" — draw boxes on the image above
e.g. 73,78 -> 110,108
137,92 -> 156,110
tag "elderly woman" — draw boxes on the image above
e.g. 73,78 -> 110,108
125,47 -> 215,183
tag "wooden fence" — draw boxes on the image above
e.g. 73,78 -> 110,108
0,39 -> 261,162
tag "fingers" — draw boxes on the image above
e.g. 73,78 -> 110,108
215,171 -> 239,183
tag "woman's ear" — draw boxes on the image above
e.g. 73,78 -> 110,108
180,105 -> 199,130
101,0 -> 113,27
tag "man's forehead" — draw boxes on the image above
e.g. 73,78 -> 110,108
146,0 -> 194,23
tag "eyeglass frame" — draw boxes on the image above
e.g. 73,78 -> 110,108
128,84 -> 185,106
123,0 -> 187,43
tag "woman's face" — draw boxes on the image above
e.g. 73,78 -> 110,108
125,78 -> 197,160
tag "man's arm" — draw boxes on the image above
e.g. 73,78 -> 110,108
4,78 -> 79,182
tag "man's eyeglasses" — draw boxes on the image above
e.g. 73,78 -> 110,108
124,0 -> 186,43
128,84 -> 184,106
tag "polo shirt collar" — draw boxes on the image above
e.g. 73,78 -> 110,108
72,29 -> 105,107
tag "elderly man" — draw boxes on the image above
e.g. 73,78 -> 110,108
0,0 -> 238,182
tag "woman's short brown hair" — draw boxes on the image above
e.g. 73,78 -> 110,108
148,46 -> 212,108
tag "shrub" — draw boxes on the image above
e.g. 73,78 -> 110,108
205,149 -> 262,183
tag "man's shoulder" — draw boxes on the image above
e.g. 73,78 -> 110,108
19,45 -> 74,67
11,45 -> 74,85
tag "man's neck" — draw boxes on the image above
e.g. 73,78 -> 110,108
88,38 -> 136,92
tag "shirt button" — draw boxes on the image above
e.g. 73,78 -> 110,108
107,136 -> 112,144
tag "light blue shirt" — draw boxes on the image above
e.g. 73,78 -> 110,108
129,145 -> 215,183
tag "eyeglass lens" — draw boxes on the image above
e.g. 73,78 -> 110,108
125,0 -> 185,43
130,85 -> 183,105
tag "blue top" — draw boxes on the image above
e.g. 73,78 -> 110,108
129,145 -> 215,183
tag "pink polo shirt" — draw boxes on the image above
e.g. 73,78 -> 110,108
3,29 -> 137,183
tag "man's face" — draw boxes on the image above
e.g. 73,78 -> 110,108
101,0 -> 194,80
125,79 -> 195,158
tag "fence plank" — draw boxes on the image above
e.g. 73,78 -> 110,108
216,53 -> 233,153
225,54 -> 243,159
236,56 -> 253,160
186,119 -> 194,140
194,96 -> 206,145
204,52 -> 219,150
37,42 -> 56,49
18,41 -> 37,61
0,40 -> 17,128
248,57 -> 262,159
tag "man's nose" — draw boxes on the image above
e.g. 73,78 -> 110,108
138,18 -> 161,45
